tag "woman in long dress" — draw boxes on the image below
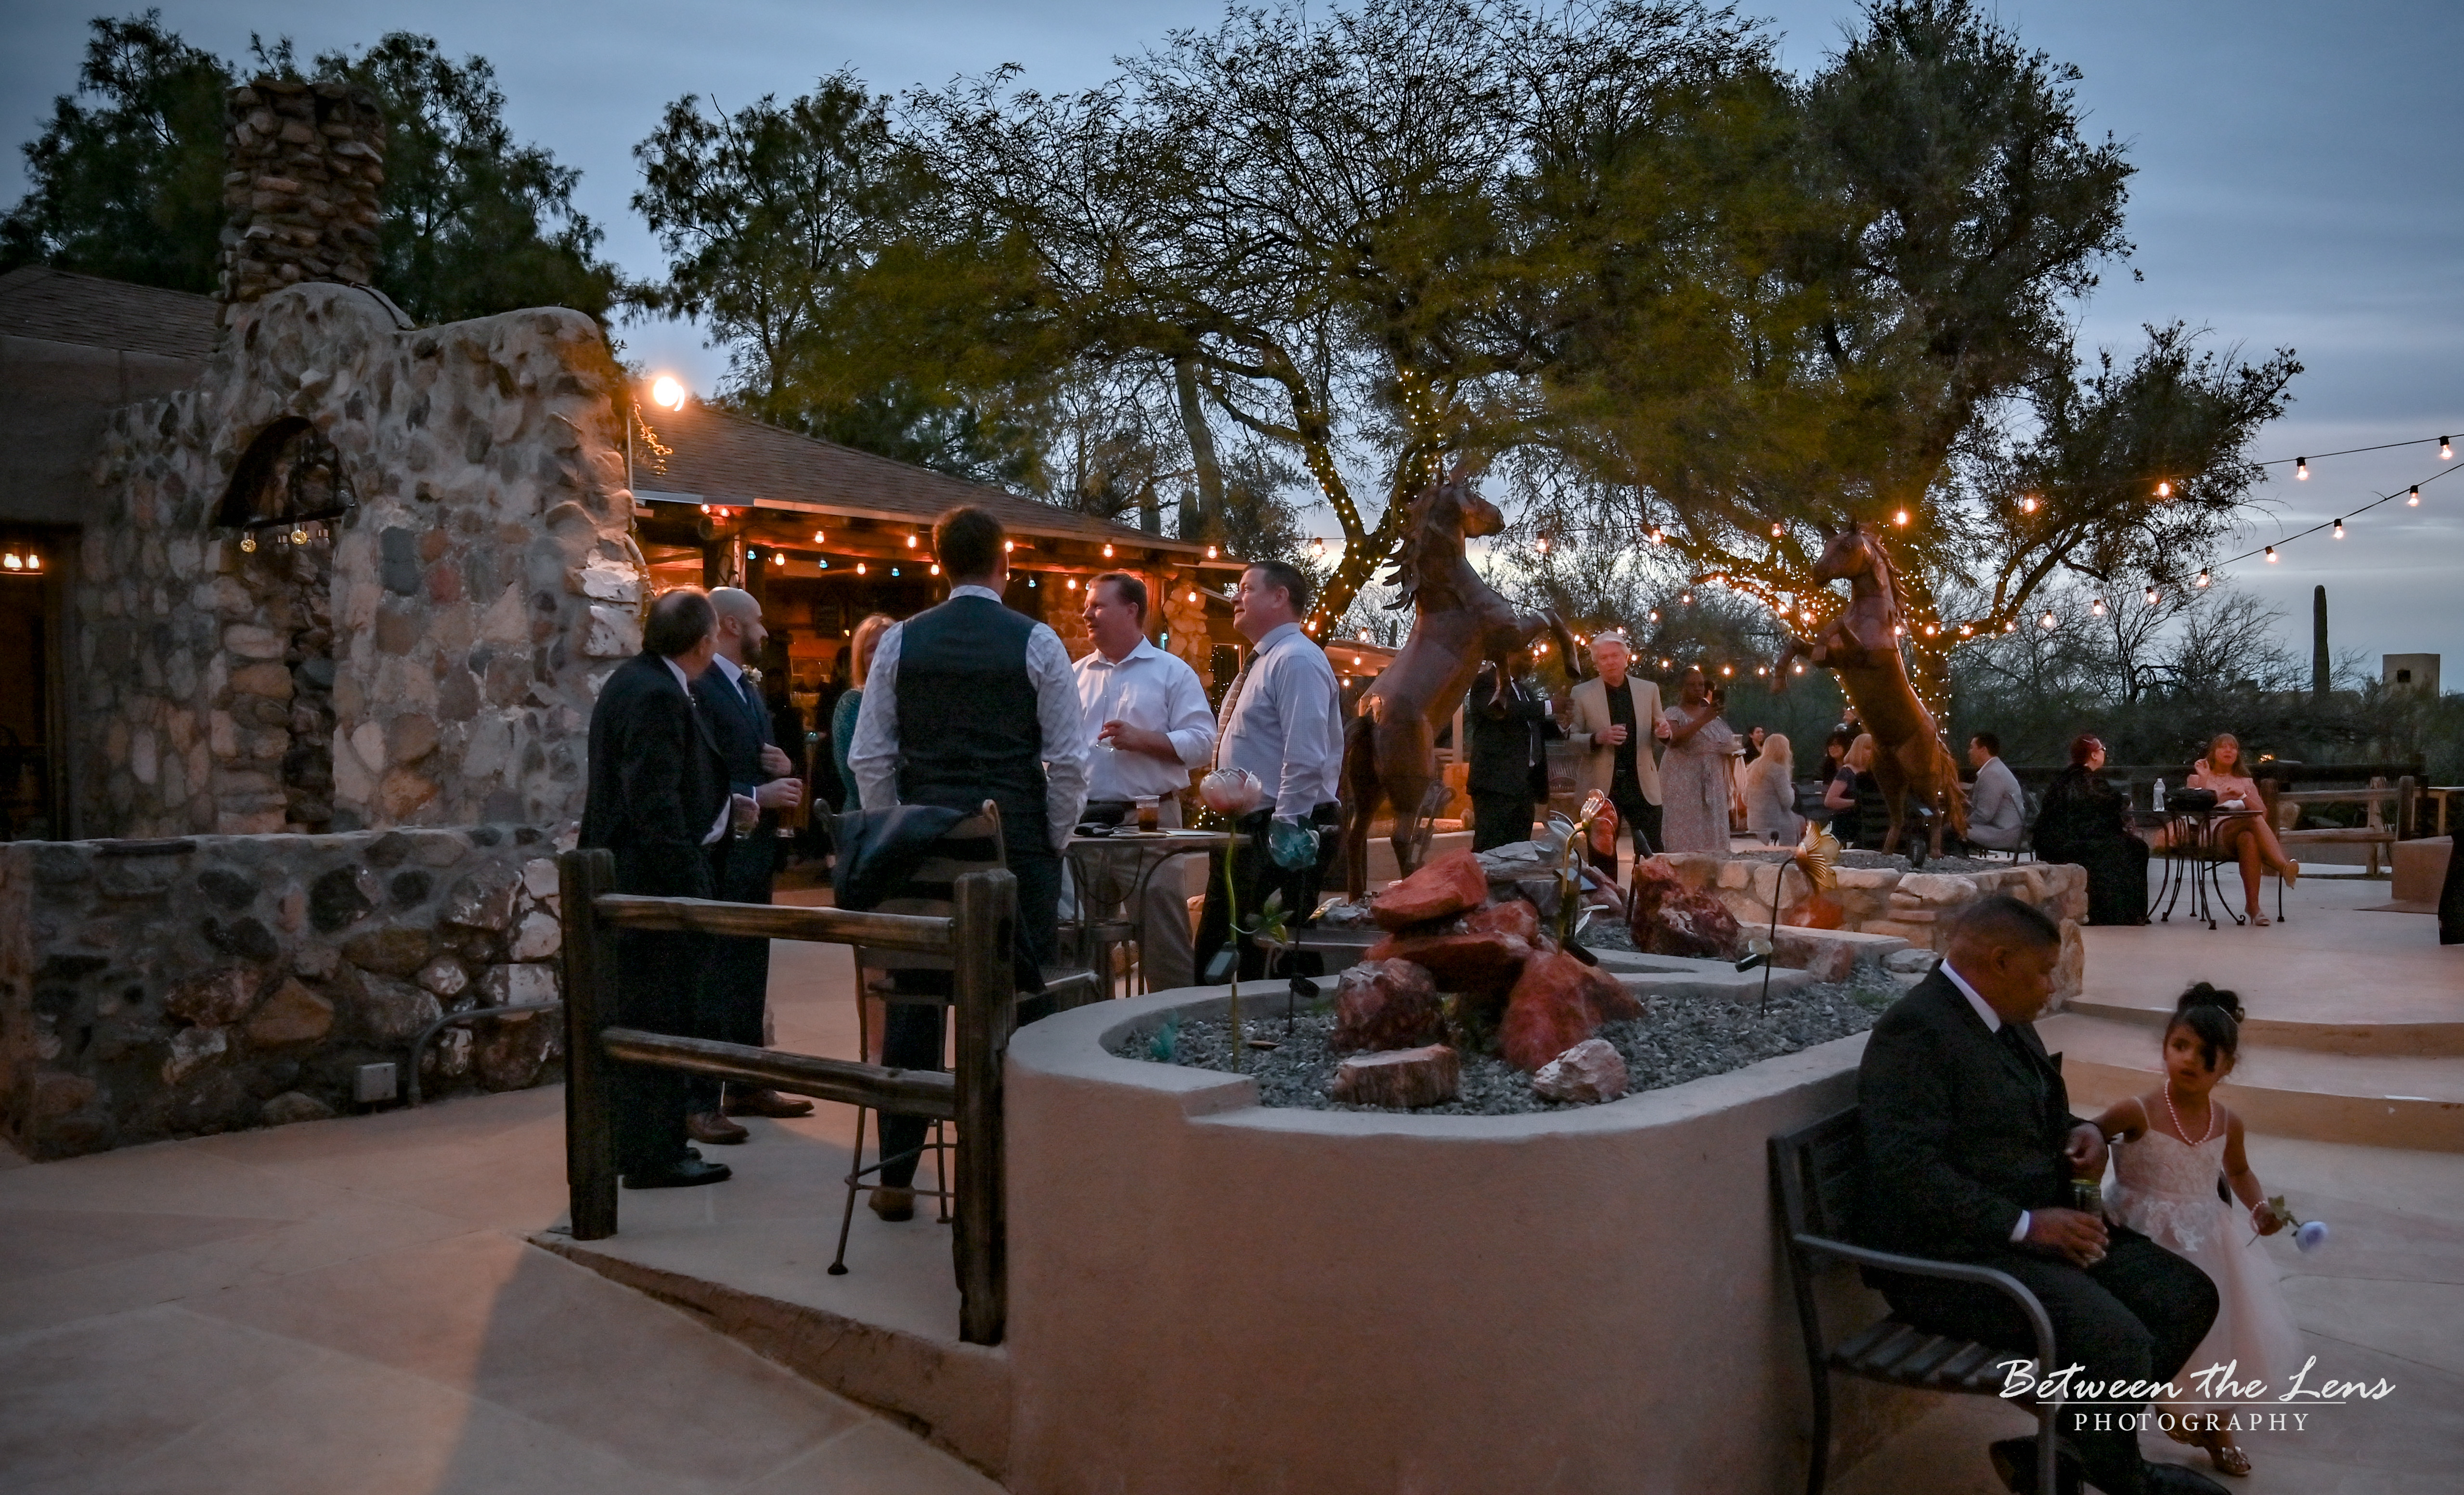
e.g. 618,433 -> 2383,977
1658,667 -> 1738,852
1741,731 -> 1803,844
2034,733 -> 2149,924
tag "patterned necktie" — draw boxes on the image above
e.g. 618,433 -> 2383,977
738,671 -> 763,733
1212,649 -> 1257,768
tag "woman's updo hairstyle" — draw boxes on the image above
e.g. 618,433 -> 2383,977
2067,733 -> 2104,767
2168,981 -> 2245,1069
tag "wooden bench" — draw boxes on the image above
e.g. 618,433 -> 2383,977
2271,776 -> 2408,875
1771,1105 -> 2061,1495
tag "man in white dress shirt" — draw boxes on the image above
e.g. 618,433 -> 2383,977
1966,731 -> 2027,851
1193,559 -> 1345,982
1072,572 -> 1215,990
846,507 -> 1089,1218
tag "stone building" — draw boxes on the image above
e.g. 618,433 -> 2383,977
1,74 -> 1234,1159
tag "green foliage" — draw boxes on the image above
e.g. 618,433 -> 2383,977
1,11 -> 233,292
311,34 -> 619,324
3,15 -> 615,324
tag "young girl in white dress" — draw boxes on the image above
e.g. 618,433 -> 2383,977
2090,983 -> 2306,1478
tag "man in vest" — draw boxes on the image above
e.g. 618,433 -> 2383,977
682,588 -> 814,1147
846,505 -> 1089,1218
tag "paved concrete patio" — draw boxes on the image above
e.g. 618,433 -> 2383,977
3,869 -> 2456,1492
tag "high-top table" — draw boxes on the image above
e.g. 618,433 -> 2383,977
2149,804 -> 2269,929
1063,828 -> 1230,999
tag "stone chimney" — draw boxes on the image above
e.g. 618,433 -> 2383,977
217,77 -> 387,321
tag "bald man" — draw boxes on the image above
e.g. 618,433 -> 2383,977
685,587 -> 813,1143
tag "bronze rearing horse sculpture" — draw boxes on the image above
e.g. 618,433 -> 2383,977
1340,463 -> 1579,898
1773,522 -> 1967,858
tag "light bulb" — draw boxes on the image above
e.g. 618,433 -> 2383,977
2040,609 -> 2058,629
819,559 -> 829,570
649,375 -> 686,410
1102,543 -> 1114,558
1004,539 -> 1015,552
1893,509 -> 1910,526
2296,457 -> 2309,480
2196,567 -> 2211,587
907,534 -> 918,548
2264,546 -> 2278,562
811,530 -> 826,544
1770,521 -> 1784,537
2443,437 -> 2453,460
1660,658 -> 1673,669
2005,620 -> 2017,632
1924,623 -> 1938,636
1680,592 -> 1693,606
2090,597 -> 2106,616
1026,577 -> 1035,588
2,552 -> 18,570
1757,664 -> 1769,676
24,553 -> 39,572
930,563 -> 941,575
1534,534 -> 1550,553
772,551 -> 785,566
2156,480 -> 2172,498
1310,536 -> 1326,558
1959,624 -> 1972,636
1648,527 -> 1665,545
856,562 -> 867,575
2020,494 -> 2038,514
2143,586 -> 2158,606
2409,486 -> 2422,506
1792,662 -> 1805,674
1800,611 -> 1814,624
2333,518 -> 2345,538
1720,664 -> 1732,676
891,567 -> 900,577
1648,610 -> 1660,623
1206,545 -> 1219,559
1067,577 -> 1077,589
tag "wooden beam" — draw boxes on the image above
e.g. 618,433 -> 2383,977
597,1029 -> 957,1119
591,895 -> 952,954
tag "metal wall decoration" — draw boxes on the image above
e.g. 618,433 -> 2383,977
216,416 -> 357,551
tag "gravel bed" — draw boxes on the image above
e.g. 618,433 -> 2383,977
1109,969 -> 1901,1115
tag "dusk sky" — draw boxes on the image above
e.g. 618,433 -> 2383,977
7,1 -> 2457,674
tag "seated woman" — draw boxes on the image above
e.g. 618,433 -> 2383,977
2188,731 -> 2298,925
1822,733 -> 1875,848
2033,733 -> 2149,924
1742,731 -> 1804,844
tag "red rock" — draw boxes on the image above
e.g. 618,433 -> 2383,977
1770,929 -> 1854,982
1532,1038 -> 1630,1103
1627,856 -> 1743,959
1464,898 -> 1541,944
1371,849 -> 1491,930
1329,959 -> 1444,1052
1361,931 -> 1530,999
1500,950 -> 1609,1070
1328,1044 -> 1461,1108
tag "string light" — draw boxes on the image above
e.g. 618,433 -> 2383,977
811,530 -> 826,544
771,551 -> 785,567
2005,619 -> 2018,632
907,534 -> 919,548
1792,662 -> 1806,674
2333,517 -> 2346,538
1679,592 -> 1693,606
2264,546 -> 2278,562
2090,596 -> 2106,617
2040,608 -> 2059,630
930,563 -> 941,575
1310,536 -> 1326,558
1647,610 -> 1661,623
2019,494 -> 2038,514
1189,590 -> 1199,602
1719,664 -> 1733,676
2409,486 -> 2422,506
2143,585 -> 2159,607
2445,437 -> 2454,460
1770,521 -> 1784,537
856,562 -> 867,575
1102,543 -> 1114,558
2196,566 -> 2211,587
2155,480 -> 2172,499
1893,509 -> 1910,526
1004,540 -> 1015,552
1648,527 -> 1665,545
2296,457 -> 2309,481
1206,545 -> 1219,559
1535,533 -> 1550,553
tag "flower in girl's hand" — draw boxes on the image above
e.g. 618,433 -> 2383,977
2254,1194 -> 2329,1251
2295,1219 -> 2330,1252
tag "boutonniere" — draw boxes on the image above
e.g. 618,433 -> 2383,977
742,667 -> 763,688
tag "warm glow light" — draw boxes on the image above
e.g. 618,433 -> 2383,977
2442,437 -> 2453,460
1770,522 -> 1784,537
1206,545 -> 1219,559
1923,623 -> 1938,636
1,553 -> 19,571
1648,527 -> 1665,545
856,562 -> 867,575
1310,536 -> 1326,558
1800,610 -> 1814,624
1756,664 -> 1768,676
1893,509 -> 1910,526
649,375 -> 686,410
1004,539 -> 1015,552
2020,494 -> 2038,514
2296,457 -> 2309,480
2409,486 -> 2422,506
2155,480 -> 2172,498
931,563 -> 941,575
2004,619 -> 2017,632
1792,662 -> 1805,674
2265,546 -> 2278,562
1102,543 -> 1114,558
1679,592 -> 1693,606
2090,597 -> 2106,617
1534,534 -> 1550,553
1188,590 -> 1199,602
1719,664 -> 1732,676
2143,586 -> 2158,606
2334,518 -> 2346,538
906,534 -> 918,548
2040,608 -> 2058,629
811,530 -> 826,544
1648,610 -> 1661,624
771,551 -> 785,566
2196,567 -> 2211,587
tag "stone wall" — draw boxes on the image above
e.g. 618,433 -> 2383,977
1659,852 -> 2090,1005
1,826 -> 567,1159
75,281 -> 641,837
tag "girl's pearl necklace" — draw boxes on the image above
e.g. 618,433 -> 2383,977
2165,1085 -> 2215,1146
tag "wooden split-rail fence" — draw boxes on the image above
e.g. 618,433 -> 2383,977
555,847 -> 1014,1345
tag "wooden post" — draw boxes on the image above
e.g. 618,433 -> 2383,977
2397,776 -> 2417,841
559,849 -> 620,1241
951,867 -> 1016,1346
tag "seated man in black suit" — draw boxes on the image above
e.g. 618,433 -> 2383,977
1859,896 -> 2226,1495
579,587 -> 754,1190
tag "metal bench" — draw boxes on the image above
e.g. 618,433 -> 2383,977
1771,1105 -> 2061,1495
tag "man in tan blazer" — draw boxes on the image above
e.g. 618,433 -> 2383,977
1566,630 -> 1667,876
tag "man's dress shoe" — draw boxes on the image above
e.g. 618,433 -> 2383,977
622,1157 -> 732,1189
725,1087 -> 815,1118
687,1110 -> 749,1144
869,1186 -> 916,1222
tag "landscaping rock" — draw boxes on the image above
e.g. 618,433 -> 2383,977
1327,1044 -> 1461,1108
1770,929 -> 1855,983
1361,930 -> 1530,1000
1532,1038 -> 1629,1104
1885,947 -> 1941,976
1501,950 -> 1609,1070
259,1090 -> 335,1126
1463,898 -> 1541,944
1370,849 -> 1490,930
1629,857 -> 1744,959
1329,959 -> 1444,1052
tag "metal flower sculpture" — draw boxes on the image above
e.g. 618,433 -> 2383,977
1750,820 -> 1840,1012
1198,768 -> 1268,1064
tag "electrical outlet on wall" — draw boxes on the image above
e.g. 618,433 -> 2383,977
355,1063 -> 398,1104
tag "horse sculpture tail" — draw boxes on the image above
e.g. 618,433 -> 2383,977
1339,711 -> 1381,901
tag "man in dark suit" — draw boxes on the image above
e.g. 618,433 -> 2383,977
1465,658 -> 1556,852
1860,896 -> 2225,1495
579,587 -> 753,1190
680,587 -> 816,1145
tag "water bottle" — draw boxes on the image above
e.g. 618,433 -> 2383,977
2152,778 -> 2167,812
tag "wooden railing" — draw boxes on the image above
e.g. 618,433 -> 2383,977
556,848 -> 1015,1345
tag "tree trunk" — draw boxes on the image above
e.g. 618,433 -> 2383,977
1174,356 -> 1227,540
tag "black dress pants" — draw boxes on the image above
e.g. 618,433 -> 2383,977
610,925 -> 706,1174
1470,792 -> 1538,853
690,835 -> 774,1109
1193,802 -> 1341,982
1879,1227 -> 2219,1495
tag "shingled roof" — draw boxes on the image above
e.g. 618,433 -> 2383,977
0,266 -> 220,361
631,391 -> 1207,557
